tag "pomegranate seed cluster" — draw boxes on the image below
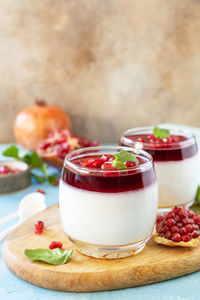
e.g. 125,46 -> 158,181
0,165 -> 20,175
156,206 -> 200,243
38,129 -> 98,159
80,154 -> 138,176
137,134 -> 180,149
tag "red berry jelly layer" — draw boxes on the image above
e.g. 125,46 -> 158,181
120,134 -> 198,162
61,155 -> 156,193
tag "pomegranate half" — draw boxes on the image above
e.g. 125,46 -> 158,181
14,101 -> 70,151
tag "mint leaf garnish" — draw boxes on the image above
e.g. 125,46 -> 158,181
3,145 -> 59,186
153,126 -> 170,139
112,160 -> 127,169
195,186 -> 200,205
24,248 -> 73,265
3,145 -> 19,159
111,150 -> 138,169
113,150 -> 138,163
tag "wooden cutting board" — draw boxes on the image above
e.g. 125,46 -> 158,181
3,203 -> 200,292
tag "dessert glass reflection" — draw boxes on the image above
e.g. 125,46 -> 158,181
120,127 -> 200,212
59,146 -> 158,259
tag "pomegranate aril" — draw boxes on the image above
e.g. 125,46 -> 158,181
172,206 -> 179,214
172,233 -> 181,242
182,218 -> 190,225
37,189 -> 45,194
185,224 -> 193,233
81,159 -> 95,168
137,137 -> 145,143
35,220 -> 44,230
34,220 -> 44,234
125,161 -> 137,168
166,218 -> 176,227
177,222 -> 183,227
192,231 -> 200,239
171,226 -> 179,233
179,227 -> 186,235
192,214 -> 200,224
163,225 -> 169,232
166,212 -> 175,220
182,234 -> 192,242
49,241 -> 63,250
174,215 -> 181,223
92,159 -> 105,168
165,231 -> 172,239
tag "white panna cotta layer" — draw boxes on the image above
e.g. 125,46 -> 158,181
155,154 -> 200,208
59,180 -> 158,246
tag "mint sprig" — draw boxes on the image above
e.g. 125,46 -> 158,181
112,150 -> 138,169
153,126 -> 170,139
3,145 -> 59,186
24,248 -> 72,265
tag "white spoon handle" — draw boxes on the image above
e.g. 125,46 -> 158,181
0,212 -> 18,227
0,223 -> 19,243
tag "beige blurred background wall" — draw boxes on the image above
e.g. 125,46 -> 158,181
0,0 -> 200,143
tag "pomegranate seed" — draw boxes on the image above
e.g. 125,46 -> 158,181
178,209 -> 187,219
172,233 -> 181,242
166,212 -> 175,220
49,241 -> 63,250
192,224 -> 199,231
174,215 -> 181,223
182,234 -> 191,242
192,231 -> 200,239
182,218 -> 190,225
137,137 -> 145,143
34,221 -> 44,235
92,159 -> 104,168
171,226 -> 179,233
148,134 -> 155,140
81,159 -> 95,168
166,218 -> 176,227
179,227 -> 186,235
177,222 -> 183,227
37,189 -> 45,194
125,161 -> 137,168
156,216 -> 163,224
188,210 -> 195,217
163,226 -> 169,232
172,206 -> 179,214
165,231 -> 172,239
185,224 -> 193,233
192,215 -> 200,224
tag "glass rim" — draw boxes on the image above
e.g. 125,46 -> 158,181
63,145 -> 153,175
120,126 -> 196,149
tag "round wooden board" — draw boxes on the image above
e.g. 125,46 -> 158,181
3,204 -> 200,292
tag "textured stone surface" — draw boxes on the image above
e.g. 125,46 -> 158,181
0,0 -> 200,142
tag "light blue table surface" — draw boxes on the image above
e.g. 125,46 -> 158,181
1,125 -> 200,300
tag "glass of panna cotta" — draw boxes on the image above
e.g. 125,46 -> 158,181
59,146 -> 158,259
120,126 -> 200,212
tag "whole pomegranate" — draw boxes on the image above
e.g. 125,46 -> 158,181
14,101 -> 70,151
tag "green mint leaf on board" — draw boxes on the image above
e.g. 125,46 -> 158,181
3,145 -> 19,159
112,160 -> 127,169
47,174 -> 59,185
153,126 -> 170,139
113,150 -> 138,163
195,186 -> 200,205
24,248 -> 73,265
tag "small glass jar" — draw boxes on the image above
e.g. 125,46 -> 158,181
120,126 -> 200,213
59,146 -> 158,259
